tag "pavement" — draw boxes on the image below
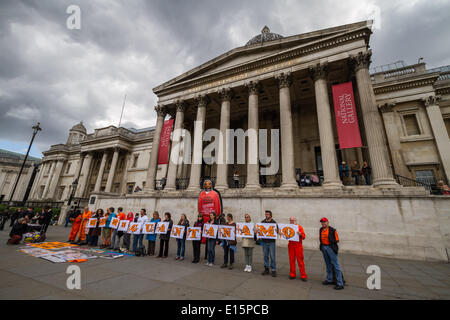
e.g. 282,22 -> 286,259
0,225 -> 449,300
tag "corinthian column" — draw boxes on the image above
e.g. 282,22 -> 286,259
165,100 -> 186,191
105,148 -> 120,193
423,96 -> 450,183
145,105 -> 167,192
309,63 -> 342,188
276,72 -> 298,189
215,88 -> 233,190
187,95 -> 209,192
244,81 -> 261,190
76,153 -> 93,198
47,159 -> 65,199
94,151 -> 108,192
350,51 -> 398,188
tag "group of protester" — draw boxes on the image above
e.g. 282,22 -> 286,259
2,207 -> 54,244
339,160 -> 372,185
67,207 -> 345,290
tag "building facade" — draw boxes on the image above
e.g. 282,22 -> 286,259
31,21 -> 450,261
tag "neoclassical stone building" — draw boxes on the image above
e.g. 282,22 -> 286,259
31,21 -> 450,261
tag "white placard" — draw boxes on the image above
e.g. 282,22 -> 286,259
118,220 -> 130,232
186,227 -> 201,241
202,224 -> 219,239
256,223 -> 278,240
218,225 -> 235,241
236,223 -> 254,238
278,224 -> 299,242
128,222 -> 142,235
109,217 -> 120,230
87,218 -> 97,228
142,222 -> 156,234
155,222 -> 170,234
170,225 -> 185,239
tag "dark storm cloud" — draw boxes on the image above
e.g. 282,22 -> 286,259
0,0 -> 448,157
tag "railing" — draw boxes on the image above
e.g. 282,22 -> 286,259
0,200 -> 64,209
175,178 -> 190,190
395,174 -> 440,194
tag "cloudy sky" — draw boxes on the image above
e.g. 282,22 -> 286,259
0,0 -> 449,158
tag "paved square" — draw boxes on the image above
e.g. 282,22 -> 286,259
0,226 -> 449,300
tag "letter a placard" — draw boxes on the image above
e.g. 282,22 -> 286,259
236,223 -> 254,238
155,222 -> 169,234
202,224 -> 218,239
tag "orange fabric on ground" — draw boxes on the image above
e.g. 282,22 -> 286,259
320,227 -> 339,245
78,211 -> 92,241
288,225 -> 307,278
69,214 -> 82,241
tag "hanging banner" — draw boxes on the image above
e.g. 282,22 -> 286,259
331,82 -> 362,149
157,118 -> 174,165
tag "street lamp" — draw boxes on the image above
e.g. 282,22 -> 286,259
68,178 -> 78,207
9,122 -> 42,204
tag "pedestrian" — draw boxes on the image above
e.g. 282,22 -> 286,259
157,212 -> 173,258
10,208 -> 19,227
437,180 -> 450,195
68,209 -> 82,243
176,214 -> 189,260
122,211 -> 134,252
132,209 -> 148,253
192,214 -> 204,263
111,207 -> 126,251
205,212 -> 218,267
0,209 -> 9,230
65,207 -> 74,227
242,213 -> 256,273
7,218 -> 28,245
288,217 -> 307,281
361,161 -> 372,185
319,217 -> 344,290
101,207 -> 115,248
39,206 -> 52,234
261,210 -> 277,277
233,171 -> 240,188
221,213 -> 237,270
339,161 -> 349,185
146,211 -> 160,256
351,160 -> 360,185
87,209 -> 103,246
77,206 -> 92,245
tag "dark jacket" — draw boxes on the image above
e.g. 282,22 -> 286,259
9,222 -> 28,238
160,219 -> 173,241
260,218 -> 277,243
319,226 -> 339,254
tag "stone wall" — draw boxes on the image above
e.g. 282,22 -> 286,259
89,188 -> 450,262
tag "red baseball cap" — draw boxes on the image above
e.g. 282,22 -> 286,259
320,217 -> 328,222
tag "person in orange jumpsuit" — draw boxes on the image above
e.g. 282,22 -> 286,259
77,206 -> 92,245
68,209 -> 82,243
288,216 -> 307,281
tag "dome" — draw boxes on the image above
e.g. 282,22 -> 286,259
246,26 -> 284,46
70,121 -> 87,134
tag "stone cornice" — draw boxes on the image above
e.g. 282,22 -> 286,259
373,75 -> 439,95
436,86 -> 450,96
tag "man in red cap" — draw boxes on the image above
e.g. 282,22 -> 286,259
319,217 -> 344,290
288,216 -> 307,281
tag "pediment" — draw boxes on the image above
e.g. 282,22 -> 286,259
154,20 -> 372,96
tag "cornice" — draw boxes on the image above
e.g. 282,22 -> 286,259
373,75 -> 439,95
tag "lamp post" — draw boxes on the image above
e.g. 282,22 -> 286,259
68,178 -> 78,207
9,122 -> 42,205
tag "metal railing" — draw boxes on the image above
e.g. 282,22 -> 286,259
0,200 -> 64,209
395,174 -> 440,194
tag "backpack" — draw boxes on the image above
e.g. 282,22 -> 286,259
135,245 -> 146,257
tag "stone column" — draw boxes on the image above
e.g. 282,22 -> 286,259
94,151 -> 108,192
73,154 -> 84,182
244,81 -> 261,190
47,159 -> 65,199
42,161 -> 56,198
215,88 -> 233,190
187,95 -> 209,191
165,101 -> 187,191
145,105 -> 167,192
105,148 -> 120,193
276,72 -> 298,189
309,63 -> 342,188
31,162 -> 45,199
75,153 -> 93,198
423,96 -> 450,183
350,51 -> 398,188
379,103 -> 410,178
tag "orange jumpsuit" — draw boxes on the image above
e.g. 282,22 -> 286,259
288,225 -> 307,279
69,214 -> 82,241
78,210 -> 92,242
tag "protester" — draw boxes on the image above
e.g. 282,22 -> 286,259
133,209 -> 148,254
39,206 -> 53,234
0,209 -> 9,230
65,207 -> 74,227
242,213 -> 256,273
339,161 -> 349,184
157,212 -> 173,258
205,212 -> 218,267
361,161 -> 372,185
319,217 -> 344,290
261,210 -> 277,277
24,207 -> 34,221
7,218 -> 28,244
77,206 -> 92,245
122,211 -> 134,252
87,209 -> 103,246
146,211 -> 160,256
101,207 -> 115,248
233,171 -> 240,188
68,209 -> 82,243
437,180 -> 450,195
176,214 -> 189,260
351,160 -> 360,185
111,207 -> 126,251
288,217 -> 307,281
221,213 -> 237,270
10,208 -> 19,227
192,214 -> 204,263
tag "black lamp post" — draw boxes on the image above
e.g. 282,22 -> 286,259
68,178 -> 78,207
9,122 -> 42,205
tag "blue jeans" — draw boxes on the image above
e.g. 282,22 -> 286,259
262,242 -> 276,271
322,245 -> 344,286
207,238 -> 216,264
176,238 -> 186,258
132,234 -> 144,252
364,174 -> 371,185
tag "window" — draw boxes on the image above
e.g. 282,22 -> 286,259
415,170 -> 436,185
132,154 -> 139,168
66,162 -> 72,174
444,117 -> 450,139
403,114 -> 420,136
127,183 -> 135,194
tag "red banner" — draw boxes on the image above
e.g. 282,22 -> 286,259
331,82 -> 362,149
157,119 -> 174,165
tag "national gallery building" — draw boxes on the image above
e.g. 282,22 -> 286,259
29,21 -> 450,261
